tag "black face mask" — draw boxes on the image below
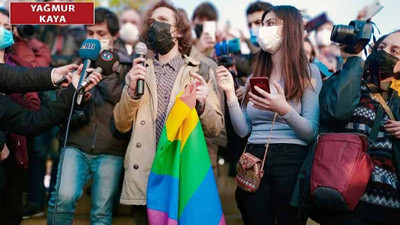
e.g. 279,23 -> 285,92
194,24 -> 203,39
364,50 -> 400,86
148,21 -> 175,55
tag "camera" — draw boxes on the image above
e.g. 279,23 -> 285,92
16,25 -> 37,39
214,38 -> 241,57
330,20 -> 373,54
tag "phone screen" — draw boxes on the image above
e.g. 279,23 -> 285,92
250,77 -> 270,97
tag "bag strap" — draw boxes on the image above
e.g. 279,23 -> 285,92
366,83 -> 396,141
260,113 -> 278,172
371,92 -> 396,121
366,83 -> 396,121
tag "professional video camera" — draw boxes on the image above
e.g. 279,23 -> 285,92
16,25 -> 37,39
330,20 -> 373,54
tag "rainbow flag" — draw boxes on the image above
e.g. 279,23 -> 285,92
147,84 -> 225,225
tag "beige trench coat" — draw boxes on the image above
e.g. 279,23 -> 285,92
113,55 -> 224,205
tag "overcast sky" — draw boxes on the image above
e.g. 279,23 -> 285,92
174,0 -> 398,38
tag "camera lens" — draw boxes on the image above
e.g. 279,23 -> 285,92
16,25 -> 36,39
330,25 -> 354,44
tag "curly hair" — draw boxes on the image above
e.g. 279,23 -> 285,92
140,1 -> 192,54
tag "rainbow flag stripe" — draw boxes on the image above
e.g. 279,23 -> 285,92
147,85 -> 225,225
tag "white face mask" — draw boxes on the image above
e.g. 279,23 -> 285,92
257,25 -> 283,54
315,28 -> 332,47
100,39 -> 111,52
119,22 -> 139,44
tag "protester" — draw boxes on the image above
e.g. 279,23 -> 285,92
190,2 -> 219,60
314,20 -> 343,72
315,30 -> 400,225
46,7 -> 128,225
245,1 -> 273,54
39,25 -> 85,67
216,5 -> 322,225
116,7 -> 142,64
304,37 -> 316,63
113,1 -> 223,224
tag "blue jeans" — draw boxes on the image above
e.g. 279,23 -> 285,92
47,147 -> 123,225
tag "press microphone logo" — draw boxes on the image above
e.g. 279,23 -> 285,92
101,52 -> 114,61
81,43 -> 97,50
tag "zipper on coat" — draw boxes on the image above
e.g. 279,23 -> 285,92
91,121 -> 98,151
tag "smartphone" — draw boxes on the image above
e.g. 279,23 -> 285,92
203,21 -> 217,41
250,77 -> 270,97
364,0 -> 384,20
305,13 -> 328,33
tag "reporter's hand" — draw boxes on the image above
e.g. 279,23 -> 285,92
127,58 -> 147,98
249,81 -> 291,116
71,65 -> 102,91
52,64 -> 79,87
216,66 -> 236,102
1,144 -> 9,161
195,32 -> 215,53
384,120 -> 400,139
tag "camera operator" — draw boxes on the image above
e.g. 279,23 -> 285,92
314,29 -> 400,225
11,24 -> 51,67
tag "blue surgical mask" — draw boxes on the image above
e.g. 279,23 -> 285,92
250,28 -> 259,47
0,26 -> 14,50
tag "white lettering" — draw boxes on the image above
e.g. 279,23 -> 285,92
38,15 -> 67,23
52,4 -> 60,12
43,4 -> 50,12
31,3 -> 76,12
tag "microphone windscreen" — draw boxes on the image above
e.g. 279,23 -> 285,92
79,39 -> 101,61
95,50 -> 120,76
135,42 -> 148,55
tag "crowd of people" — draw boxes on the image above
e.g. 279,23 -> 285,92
0,1 -> 399,225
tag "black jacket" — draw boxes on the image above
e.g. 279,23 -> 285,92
0,64 -> 76,147
63,72 -> 129,156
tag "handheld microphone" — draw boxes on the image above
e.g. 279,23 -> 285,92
134,42 -> 147,96
77,51 -> 120,92
76,39 -> 101,104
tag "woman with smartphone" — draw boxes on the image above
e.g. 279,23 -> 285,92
216,5 -> 322,225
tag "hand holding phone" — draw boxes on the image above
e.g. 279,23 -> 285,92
364,0 -> 384,20
203,21 -> 217,42
250,77 -> 270,97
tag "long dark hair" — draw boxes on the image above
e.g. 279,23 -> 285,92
246,5 -> 311,104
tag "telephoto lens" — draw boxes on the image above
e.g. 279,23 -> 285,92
330,20 -> 372,54
330,25 -> 354,44
16,25 -> 37,39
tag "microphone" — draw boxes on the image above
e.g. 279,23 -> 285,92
77,50 -> 120,92
76,39 -> 101,104
134,42 -> 147,96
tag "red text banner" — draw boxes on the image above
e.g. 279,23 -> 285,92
10,2 -> 94,25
